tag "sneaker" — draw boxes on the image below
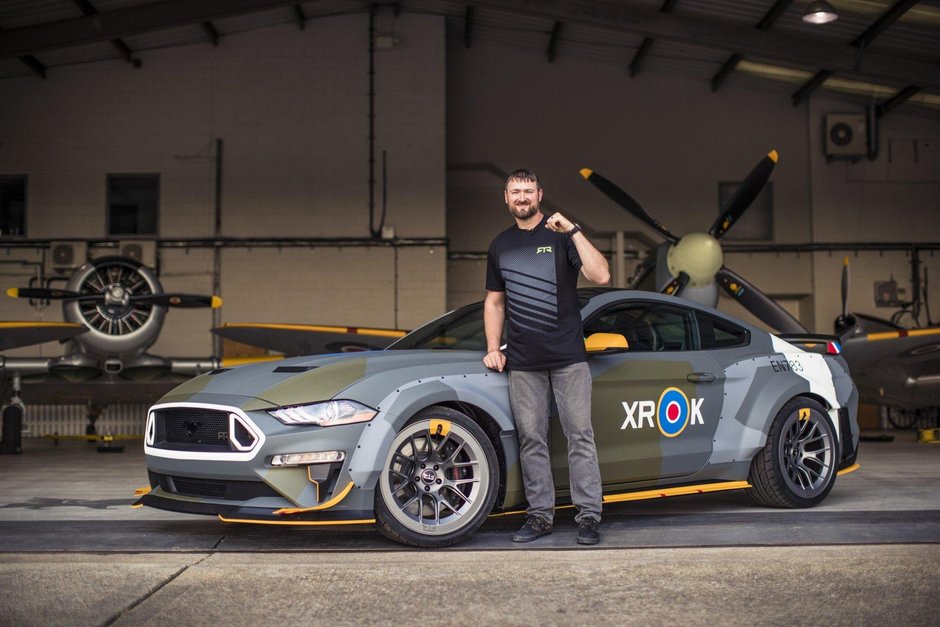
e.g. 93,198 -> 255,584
576,517 -> 600,545
512,517 -> 553,543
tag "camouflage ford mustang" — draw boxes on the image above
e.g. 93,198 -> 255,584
136,289 -> 859,547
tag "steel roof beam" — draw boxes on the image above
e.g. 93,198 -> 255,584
0,0 -> 297,58
851,0 -> 920,48
464,5 -> 473,49
547,20 -> 562,63
467,0 -> 939,90
72,0 -> 139,67
877,85 -> 923,118
18,54 -> 47,79
628,0 -> 679,78
791,69 -> 832,106
202,21 -> 220,46
293,4 -> 306,31
710,0 -> 794,92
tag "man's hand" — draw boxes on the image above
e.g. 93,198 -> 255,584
483,349 -> 506,372
545,212 -> 575,234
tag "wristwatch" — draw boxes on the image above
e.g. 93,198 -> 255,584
567,224 -> 582,237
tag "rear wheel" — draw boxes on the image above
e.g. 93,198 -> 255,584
375,406 -> 499,547
749,397 -> 838,508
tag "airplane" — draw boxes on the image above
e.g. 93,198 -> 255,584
834,257 -> 940,423
580,154 -> 939,424
1,255 -> 224,415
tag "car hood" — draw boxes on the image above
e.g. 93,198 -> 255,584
155,350 -> 493,411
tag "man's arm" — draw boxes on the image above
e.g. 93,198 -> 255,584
483,290 -> 507,372
545,212 -> 610,285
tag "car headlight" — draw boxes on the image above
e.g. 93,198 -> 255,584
268,400 -> 377,426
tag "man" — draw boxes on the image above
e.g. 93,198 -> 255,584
483,168 -> 610,545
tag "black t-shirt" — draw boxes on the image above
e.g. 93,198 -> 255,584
485,214 -> 586,371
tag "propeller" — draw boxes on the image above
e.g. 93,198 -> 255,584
7,287 -> 222,309
834,256 -> 858,336
581,150 -> 808,334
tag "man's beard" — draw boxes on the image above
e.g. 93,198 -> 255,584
510,201 -> 538,220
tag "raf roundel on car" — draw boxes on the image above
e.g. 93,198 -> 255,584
136,289 -> 859,548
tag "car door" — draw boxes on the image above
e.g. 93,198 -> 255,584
551,300 -> 725,491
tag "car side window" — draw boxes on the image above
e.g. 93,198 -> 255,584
584,302 -> 694,352
697,312 -> 750,349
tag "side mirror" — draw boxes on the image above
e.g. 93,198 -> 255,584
585,332 -> 629,355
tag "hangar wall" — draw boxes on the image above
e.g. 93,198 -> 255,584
0,12 -> 446,358
446,36 -> 940,333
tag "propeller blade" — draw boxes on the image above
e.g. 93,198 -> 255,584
661,272 -> 690,297
130,294 -> 223,308
6,287 -> 99,302
629,255 -> 657,290
841,256 -> 849,318
716,267 -> 806,334
709,150 -> 778,239
580,168 -> 678,243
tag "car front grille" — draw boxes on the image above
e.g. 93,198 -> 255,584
153,408 -> 232,452
150,472 -> 282,501
172,476 -> 227,499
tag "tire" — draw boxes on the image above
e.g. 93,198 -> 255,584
748,397 -> 838,508
375,406 -> 499,548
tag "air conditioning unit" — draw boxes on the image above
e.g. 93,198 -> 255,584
90,240 -> 157,268
825,114 -> 867,158
44,241 -> 87,275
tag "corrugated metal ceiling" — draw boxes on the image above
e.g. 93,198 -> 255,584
0,0 -> 936,113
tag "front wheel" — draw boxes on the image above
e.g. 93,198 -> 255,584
749,397 -> 838,508
375,406 -> 499,547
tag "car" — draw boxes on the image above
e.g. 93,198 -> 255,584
136,289 -> 859,547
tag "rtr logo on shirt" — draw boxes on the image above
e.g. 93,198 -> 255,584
536,246 -> 552,254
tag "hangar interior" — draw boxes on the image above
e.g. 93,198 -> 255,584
0,0 -> 938,433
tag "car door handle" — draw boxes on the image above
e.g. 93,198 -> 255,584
687,372 -> 717,383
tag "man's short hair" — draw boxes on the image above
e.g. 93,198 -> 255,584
506,169 -> 540,189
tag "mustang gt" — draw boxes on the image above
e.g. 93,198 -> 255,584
136,289 -> 859,547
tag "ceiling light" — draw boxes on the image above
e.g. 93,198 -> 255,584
803,0 -> 839,24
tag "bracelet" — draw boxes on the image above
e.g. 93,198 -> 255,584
567,224 -> 582,237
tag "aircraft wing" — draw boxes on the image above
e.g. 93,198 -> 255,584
212,323 -> 407,357
841,326 -> 940,409
0,322 -> 87,351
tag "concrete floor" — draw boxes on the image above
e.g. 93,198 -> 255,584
0,432 -> 937,625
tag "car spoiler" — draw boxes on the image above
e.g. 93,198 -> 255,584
776,333 -> 843,355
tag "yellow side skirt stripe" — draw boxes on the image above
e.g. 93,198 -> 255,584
219,516 -> 376,526
490,467 -> 860,518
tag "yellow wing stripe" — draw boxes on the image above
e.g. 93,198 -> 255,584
221,356 -> 284,367
866,327 -> 940,342
221,322 -> 406,338
0,321 -> 83,329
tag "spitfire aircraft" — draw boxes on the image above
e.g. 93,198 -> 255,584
581,154 -> 939,420
833,257 -> 940,418
1,255 -> 223,410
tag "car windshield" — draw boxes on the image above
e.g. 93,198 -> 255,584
387,289 -> 614,351
387,303 -> 490,351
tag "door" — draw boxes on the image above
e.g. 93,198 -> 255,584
551,300 -> 724,490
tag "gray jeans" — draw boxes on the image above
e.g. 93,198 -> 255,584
508,361 -> 602,524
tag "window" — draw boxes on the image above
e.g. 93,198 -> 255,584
584,302 -> 694,352
697,312 -> 749,349
0,176 -> 27,237
107,174 -> 159,235
718,181 -> 773,241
